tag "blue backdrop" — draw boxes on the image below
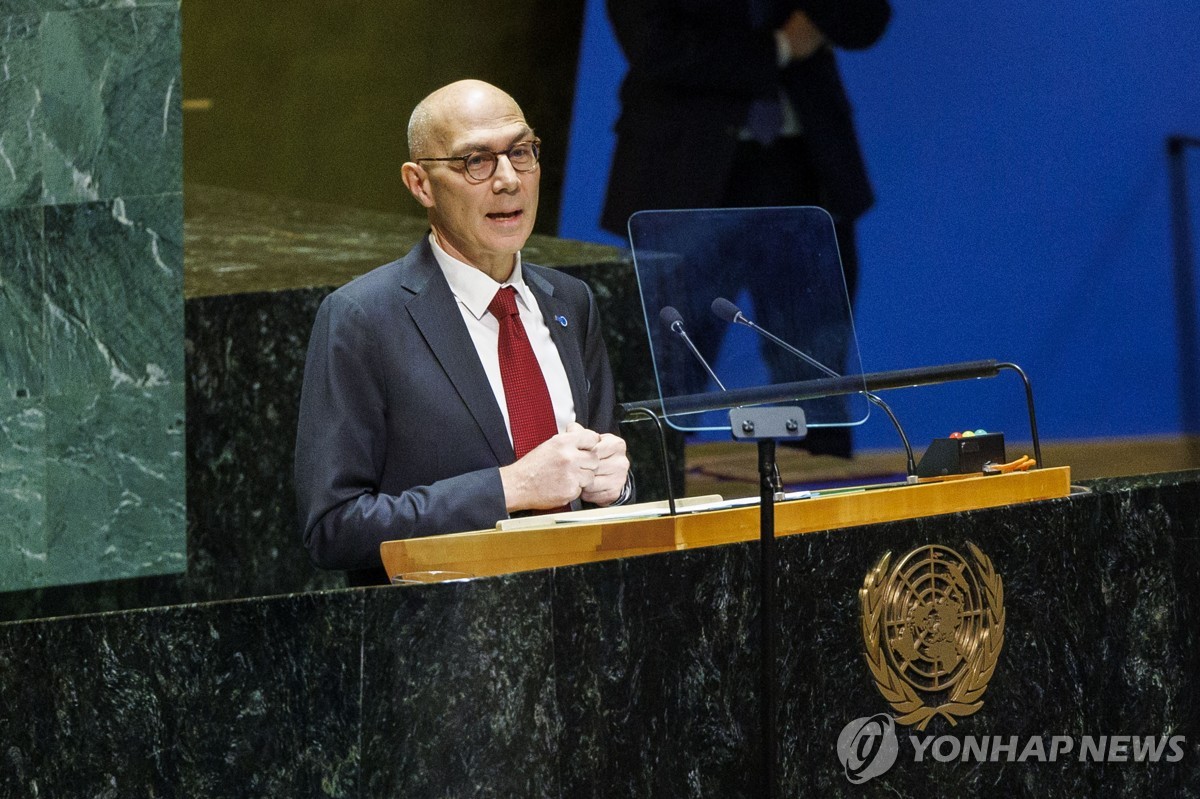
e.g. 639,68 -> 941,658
559,0 -> 1200,450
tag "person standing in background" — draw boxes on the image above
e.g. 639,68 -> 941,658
601,0 -> 890,458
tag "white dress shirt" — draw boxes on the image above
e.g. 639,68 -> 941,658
428,234 -> 576,448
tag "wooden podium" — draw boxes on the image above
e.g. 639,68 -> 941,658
380,466 -> 1072,582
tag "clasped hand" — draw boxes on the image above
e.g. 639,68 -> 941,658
499,422 -> 629,512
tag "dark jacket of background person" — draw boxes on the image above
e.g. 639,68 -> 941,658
601,0 -> 891,234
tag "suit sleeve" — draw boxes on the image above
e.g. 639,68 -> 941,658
294,291 -> 508,573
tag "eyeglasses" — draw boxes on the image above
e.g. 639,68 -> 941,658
416,139 -> 541,181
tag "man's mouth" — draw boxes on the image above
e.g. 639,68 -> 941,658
486,210 -> 522,221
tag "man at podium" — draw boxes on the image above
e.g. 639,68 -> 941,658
295,80 -> 631,585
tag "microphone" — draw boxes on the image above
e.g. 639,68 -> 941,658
659,306 -> 793,500
712,296 -> 839,379
710,297 -> 918,478
660,306 -> 727,391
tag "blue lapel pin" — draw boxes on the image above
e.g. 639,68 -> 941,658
555,315 -> 568,327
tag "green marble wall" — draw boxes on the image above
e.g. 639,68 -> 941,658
0,2 -> 184,591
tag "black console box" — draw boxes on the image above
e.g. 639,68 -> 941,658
915,433 -> 1007,477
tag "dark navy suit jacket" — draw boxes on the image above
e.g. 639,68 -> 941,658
294,236 -> 621,577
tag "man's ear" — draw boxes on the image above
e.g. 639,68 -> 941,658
401,162 -> 435,208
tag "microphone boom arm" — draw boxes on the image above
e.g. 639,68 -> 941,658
722,302 -> 917,476
620,360 -> 1003,418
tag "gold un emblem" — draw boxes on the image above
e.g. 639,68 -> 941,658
859,543 -> 1005,731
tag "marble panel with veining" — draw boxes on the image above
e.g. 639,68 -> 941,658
41,383 -> 185,586
0,589 -> 364,797
43,194 -> 182,394
0,205 -> 44,398
0,396 -> 45,592
36,4 -> 181,204
0,13 -> 42,209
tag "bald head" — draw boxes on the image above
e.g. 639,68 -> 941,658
407,79 -> 526,161
400,79 -> 541,280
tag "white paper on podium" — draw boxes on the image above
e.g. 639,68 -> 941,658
494,491 -> 812,531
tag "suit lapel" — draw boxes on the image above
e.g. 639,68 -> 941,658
402,241 -> 515,463
526,269 -> 590,429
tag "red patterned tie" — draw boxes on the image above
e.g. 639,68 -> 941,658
488,286 -> 560,459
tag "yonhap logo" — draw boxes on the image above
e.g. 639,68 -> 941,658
837,714 -> 899,783
832,724 -> 1186,784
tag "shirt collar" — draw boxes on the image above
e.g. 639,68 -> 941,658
428,233 -> 531,320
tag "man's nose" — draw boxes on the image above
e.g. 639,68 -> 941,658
491,154 -> 521,191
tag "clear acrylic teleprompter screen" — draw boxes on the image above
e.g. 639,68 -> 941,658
628,206 -> 869,433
